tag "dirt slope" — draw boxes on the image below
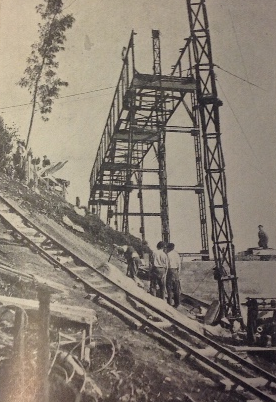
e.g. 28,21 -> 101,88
0,173 -> 274,401
0,174 -> 231,402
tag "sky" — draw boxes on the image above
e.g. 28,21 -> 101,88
0,0 -> 276,253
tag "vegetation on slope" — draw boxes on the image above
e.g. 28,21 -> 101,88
0,172 -> 149,257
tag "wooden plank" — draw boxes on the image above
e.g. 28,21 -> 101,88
229,345 -> 276,352
0,295 -> 97,325
32,275 -> 70,293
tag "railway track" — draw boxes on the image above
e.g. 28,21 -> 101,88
0,195 -> 276,402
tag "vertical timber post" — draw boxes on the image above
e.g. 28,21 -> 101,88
13,307 -> 26,395
137,169 -> 145,256
37,287 -> 50,402
152,29 -> 170,244
114,200 -> 118,231
107,177 -> 113,226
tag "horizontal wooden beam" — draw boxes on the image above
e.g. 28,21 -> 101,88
0,295 -> 97,326
89,199 -> 116,206
93,183 -> 204,192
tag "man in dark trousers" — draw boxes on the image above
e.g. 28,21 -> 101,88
114,244 -> 141,281
258,225 -> 269,249
166,243 -> 181,308
149,241 -> 168,299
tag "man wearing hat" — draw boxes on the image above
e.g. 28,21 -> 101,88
258,225 -> 268,249
114,244 -> 141,280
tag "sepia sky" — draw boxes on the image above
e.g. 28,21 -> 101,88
0,0 -> 276,253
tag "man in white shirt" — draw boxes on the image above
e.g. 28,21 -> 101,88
166,242 -> 181,308
149,241 -> 168,299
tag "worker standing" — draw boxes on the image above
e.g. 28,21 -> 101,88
149,241 -> 168,299
258,225 -> 268,249
42,155 -> 51,168
13,140 -> 26,180
166,243 -> 181,308
114,244 -> 141,281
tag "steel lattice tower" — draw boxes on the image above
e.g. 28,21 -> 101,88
89,28 -> 210,260
89,0 -> 243,322
185,0 -> 241,321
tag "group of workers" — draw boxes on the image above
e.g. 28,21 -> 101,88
115,241 -> 181,309
114,225 -> 270,309
150,241 -> 181,308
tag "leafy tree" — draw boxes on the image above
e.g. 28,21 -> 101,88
0,117 -> 18,171
18,0 -> 75,148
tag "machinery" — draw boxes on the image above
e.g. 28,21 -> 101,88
247,298 -> 276,347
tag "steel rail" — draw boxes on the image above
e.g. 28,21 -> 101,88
0,196 -> 276,401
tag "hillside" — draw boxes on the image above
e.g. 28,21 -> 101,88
0,172 -> 275,402
0,173 -> 148,257
0,173 -> 227,402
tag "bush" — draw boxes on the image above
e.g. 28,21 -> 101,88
0,117 -> 18,171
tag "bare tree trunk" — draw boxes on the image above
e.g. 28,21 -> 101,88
26,84 -> 39,149
13,308 -> 26,393
25,12 -> 58,149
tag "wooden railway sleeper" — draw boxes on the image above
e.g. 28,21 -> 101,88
27,235 -> 47,244
245,377 -> 273,389
44,248 -> 65,257
17,227 -> 39,237
41,242 -> 60,250
212,352 -> 257,380
57,256 -> 75,265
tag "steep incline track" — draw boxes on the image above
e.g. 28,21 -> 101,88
0,195 -> 276,402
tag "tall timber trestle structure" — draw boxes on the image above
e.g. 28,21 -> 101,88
89,0 -> 243,323
88,30 -> 209,256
